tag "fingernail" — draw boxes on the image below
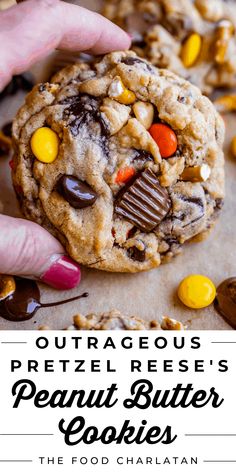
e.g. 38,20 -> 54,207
41,256 -> 81,290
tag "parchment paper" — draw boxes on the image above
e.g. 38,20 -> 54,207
0,0 -> 235,330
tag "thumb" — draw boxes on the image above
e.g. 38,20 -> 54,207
0,214 -> 81,290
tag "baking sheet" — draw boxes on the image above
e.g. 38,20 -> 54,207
0,0 -> 235,330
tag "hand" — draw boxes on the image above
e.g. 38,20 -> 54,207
0,0 -> 130,289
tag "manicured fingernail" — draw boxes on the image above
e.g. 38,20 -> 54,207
41,256 -> 81,290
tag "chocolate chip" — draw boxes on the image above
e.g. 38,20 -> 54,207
127,227 -> 138,239
57,175 -> 98,209
181,196 -> 204,209
127,246 -> 146,262
214,278 -> 236,329
115,169 -> 171,232
121,57 -> 155,73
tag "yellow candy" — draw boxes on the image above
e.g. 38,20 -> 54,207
116,88 -> 136,105
178,274 -> 216,309
31,127 -> 59,163
181,33 -> 202,68
109,77 -> 136,105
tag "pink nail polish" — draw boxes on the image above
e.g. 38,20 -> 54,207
41,256 -> 81,290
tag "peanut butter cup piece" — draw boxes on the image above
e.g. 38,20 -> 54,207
115,169 -> 171,232
214,277 -> 236,329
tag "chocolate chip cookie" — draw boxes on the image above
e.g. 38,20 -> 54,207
103,0 -> 236,95
12,51 -> 224,272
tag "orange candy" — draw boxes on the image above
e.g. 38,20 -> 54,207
149,123 -> 178,158
115,166 -> 136,184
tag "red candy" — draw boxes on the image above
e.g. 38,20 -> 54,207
115,166 -> 136,184
149,123 -> 178,158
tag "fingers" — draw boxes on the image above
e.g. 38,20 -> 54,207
56,2 -> 130,55
0,0 -> 130,90
0,214 -> 81,290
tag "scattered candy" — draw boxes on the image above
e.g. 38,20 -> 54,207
214,20 -> 234,65
0,275 -> 16,302
230,136 -> 236,158
181,33 -> 202,68
57,175 -> 98,209
108,77 -> 136,105
30,127 -> 59,163
214,95 -> 236,113
214,277 -> 236,329
133,101 -> 154,129
180,164 -> 211,182
115,168 -> 171,232
178,274 -> 216,309
115,166 -> 136,184
149,123 -> 178,158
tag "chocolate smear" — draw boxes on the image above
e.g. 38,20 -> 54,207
115,169 -> 171,232
0,277 -> 88,322
214,277 -> 236,329
57,175 -> 98,209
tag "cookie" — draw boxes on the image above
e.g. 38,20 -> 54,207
12,51 -> 224,272
103,0 -> 236,95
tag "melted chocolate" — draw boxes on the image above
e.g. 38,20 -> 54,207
214,278 -> 236,329
57,175 -> 97,209
62,94 -> 109,138
0,277 -> 88,322
127,246 -> 146,262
